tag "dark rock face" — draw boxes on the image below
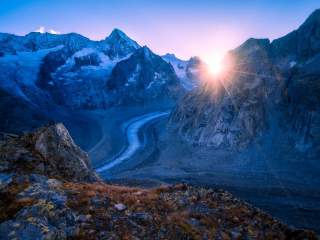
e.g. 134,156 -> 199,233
274,9 -> 320,153
36,47 -> 110,109
0,123 -> 99,182
170,9 -> 320,152
107,46 -> 183,105
37,48 -> 71,87
282,54 -> 320,152
272,9 -> 320,63
74,52 -> 101,68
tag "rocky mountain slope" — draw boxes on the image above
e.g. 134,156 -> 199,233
0,124 -> 316,239
35,29 -> 143,109
169,9 -> 320,153
106,47 -> 182,105
162,54 -> 203,90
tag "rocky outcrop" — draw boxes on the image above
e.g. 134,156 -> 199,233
0,123 -> 99,182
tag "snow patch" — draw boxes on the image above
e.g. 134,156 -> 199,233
35,26 -> 60,35
127,64 -> 141,83
73,48 -> 96,58
289,61 -> 297,68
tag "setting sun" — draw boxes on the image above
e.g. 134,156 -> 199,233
205,54 -> 224,76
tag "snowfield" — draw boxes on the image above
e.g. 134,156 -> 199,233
0,46 -> 63,100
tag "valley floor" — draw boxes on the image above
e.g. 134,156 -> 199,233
77,107 -> 320,235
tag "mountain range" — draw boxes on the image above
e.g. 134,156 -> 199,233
0,29 -> 201,133
169,9 -> 320,155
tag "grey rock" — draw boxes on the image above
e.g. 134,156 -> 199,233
0,123 -> 100,182
47,178 -> 62,188
130,212 -> 153,224
114,203 -> 127,211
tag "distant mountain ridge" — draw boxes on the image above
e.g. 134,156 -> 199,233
0,28 -> 189,132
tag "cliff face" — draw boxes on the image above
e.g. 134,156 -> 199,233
0,124 -> 316,239
169,39 -> 275,149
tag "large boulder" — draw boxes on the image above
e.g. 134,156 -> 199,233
0,123 -> 100,182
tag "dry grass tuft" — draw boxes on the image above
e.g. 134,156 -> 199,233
0,182 -> 36,222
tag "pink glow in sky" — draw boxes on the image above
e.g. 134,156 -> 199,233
0,0 -> 319,60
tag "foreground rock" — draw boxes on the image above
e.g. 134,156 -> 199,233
0,124 -> 316,239
0,123 -> 99,182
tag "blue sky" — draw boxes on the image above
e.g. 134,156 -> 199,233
0,0 -> 319,60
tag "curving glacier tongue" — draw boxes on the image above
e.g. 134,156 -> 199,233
96,111 -> 169,172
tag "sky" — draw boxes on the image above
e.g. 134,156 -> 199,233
0,0 -> 319,61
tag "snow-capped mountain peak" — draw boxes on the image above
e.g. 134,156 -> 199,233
107,28 -> 129,40
100,28 -> 140,60
105,28 -> 139,48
